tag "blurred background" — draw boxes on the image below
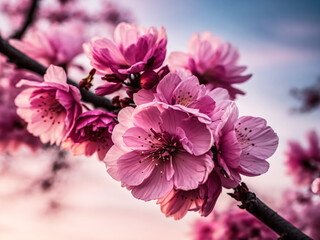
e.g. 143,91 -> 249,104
0,0 -> 320,239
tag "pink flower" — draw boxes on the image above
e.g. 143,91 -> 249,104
157,170 -> 222,220
15,65 -> 82,145
214,104 -> 279,188
193,219 -> 214,240
104,104 -> 214,201
208,207 -> 277,240
84,22 -> 167,78
10,23 -> 84,67
63,110 -> 116,161
168,32 -> 251,99
134,71 -> 223,123
285,130 -> 320,186
311,178 -> 320,195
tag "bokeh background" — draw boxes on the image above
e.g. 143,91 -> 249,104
0,0 -> 320,239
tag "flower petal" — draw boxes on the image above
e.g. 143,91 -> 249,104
118,150 -> 155,186
173,152 -> 213,191
131,166 -> 173,201
237,154 -> 270,176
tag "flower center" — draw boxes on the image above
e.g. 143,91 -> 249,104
32,91 -> 64,125
177,89 -> 193,107
138,127 -> 182,165
82,125 -> 110,143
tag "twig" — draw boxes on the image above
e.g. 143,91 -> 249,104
229,183 -> 313,240
0,35 -> 115,111
10,0 -> 40,39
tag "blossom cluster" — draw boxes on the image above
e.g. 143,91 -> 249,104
0,20 -> 88,154
192,207 -> 278,240
12,22 -> 279,219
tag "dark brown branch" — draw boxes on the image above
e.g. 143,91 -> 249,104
10,0 -> 40,39
229,183 -> 312,240
0,35 -> 115,111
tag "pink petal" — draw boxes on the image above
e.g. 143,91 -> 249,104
220,130 -> 241,168
155,72 -> 182,104
95,82 -> 122,96
132,104 -> 161,132
216,167 -> 241,188
168,52 -> 189,71
133,89 -> 155,105
160,107 -> 189,136
131,166 -> 173,201
44,65 -> 67,85
123,127 -> 152,150
173,152 -> 213,191
200,171 -> 222,217
178,117 -> 213,156
157,189 -> 200,220
237,154 -> 270,176
118,106 -> 134,122
104,145 -> 126,181
236,116 -> 279,159
118,151 -> 155,186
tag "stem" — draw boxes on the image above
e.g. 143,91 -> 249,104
0,35 -> 115,111
229,183 -> 312,240
10,0 -> 40,39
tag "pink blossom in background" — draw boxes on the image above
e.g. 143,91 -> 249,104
0,62 -> 42,154
203,207 -> 278,240
10,23 -> 85,67
285,130 -> 320,186
84,22 -> 167,78
192,219 -> 214,240
63,110 -> 116,161
15,65 -> 82,145
105,104 -> 214,201
168,32 -> 251,99
291,79 -> 320,112
0,106 -> 41,154
0,0 -> 31,30
281,190 -> 320,239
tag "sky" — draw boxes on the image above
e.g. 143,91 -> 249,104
1,0 -> 320,239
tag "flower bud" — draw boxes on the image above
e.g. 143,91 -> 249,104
140,70 -> 159,89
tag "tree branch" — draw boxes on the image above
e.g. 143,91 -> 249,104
0,35 -> 115,111
229,183 -> 312,240
10,0 -> 40,39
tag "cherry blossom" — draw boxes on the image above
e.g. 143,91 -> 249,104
104,104 -> 213,201
15,65 -> 82,145
10,23 -> 85,67
84,22 -> 167,78
63,110 -> 116,160
168,32 -> 251,99
199,207 -> 277,240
